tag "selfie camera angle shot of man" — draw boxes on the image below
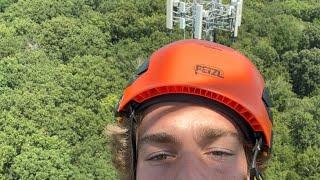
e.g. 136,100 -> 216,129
1,0 -> 320,179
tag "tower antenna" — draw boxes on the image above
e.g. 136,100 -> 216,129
166,0 -> 243,42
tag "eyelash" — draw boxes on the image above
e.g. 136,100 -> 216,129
207,150 -> 234,160
147,153 -> 174,161
209,151 -> 233,156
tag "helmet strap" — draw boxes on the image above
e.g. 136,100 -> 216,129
250,137 -> 264,180
129,106 -> 137,180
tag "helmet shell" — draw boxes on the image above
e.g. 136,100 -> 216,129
117,39 -> 272,149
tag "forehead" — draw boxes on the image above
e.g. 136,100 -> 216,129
138,102 -> 239,138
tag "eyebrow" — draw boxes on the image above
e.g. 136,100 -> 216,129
137,128 -> 239,150
196,128 -> 239,148
138,132 -> 181,150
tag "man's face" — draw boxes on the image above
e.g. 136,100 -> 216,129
136,102 -> 248,180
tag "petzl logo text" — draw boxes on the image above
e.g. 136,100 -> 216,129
195,64 -> 224,78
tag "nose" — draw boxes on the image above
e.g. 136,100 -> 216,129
174,153 -> 208,180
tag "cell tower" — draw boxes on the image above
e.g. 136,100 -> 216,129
166,0 -> 243,41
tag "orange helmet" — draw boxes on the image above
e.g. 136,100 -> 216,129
117,39 -> 272,152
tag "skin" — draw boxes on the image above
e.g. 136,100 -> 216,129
136,102 -> 248,180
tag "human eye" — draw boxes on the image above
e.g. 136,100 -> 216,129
205,149 -> 234,161
146,152 -> 175,161
209,151 -> 233,157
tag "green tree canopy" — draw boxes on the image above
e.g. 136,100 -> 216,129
0,0 -> 319,179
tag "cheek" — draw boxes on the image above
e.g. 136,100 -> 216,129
211,152 -> 248,177
136,160 -> 172,180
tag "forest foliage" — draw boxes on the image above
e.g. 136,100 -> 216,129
0,0 -> 319,179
